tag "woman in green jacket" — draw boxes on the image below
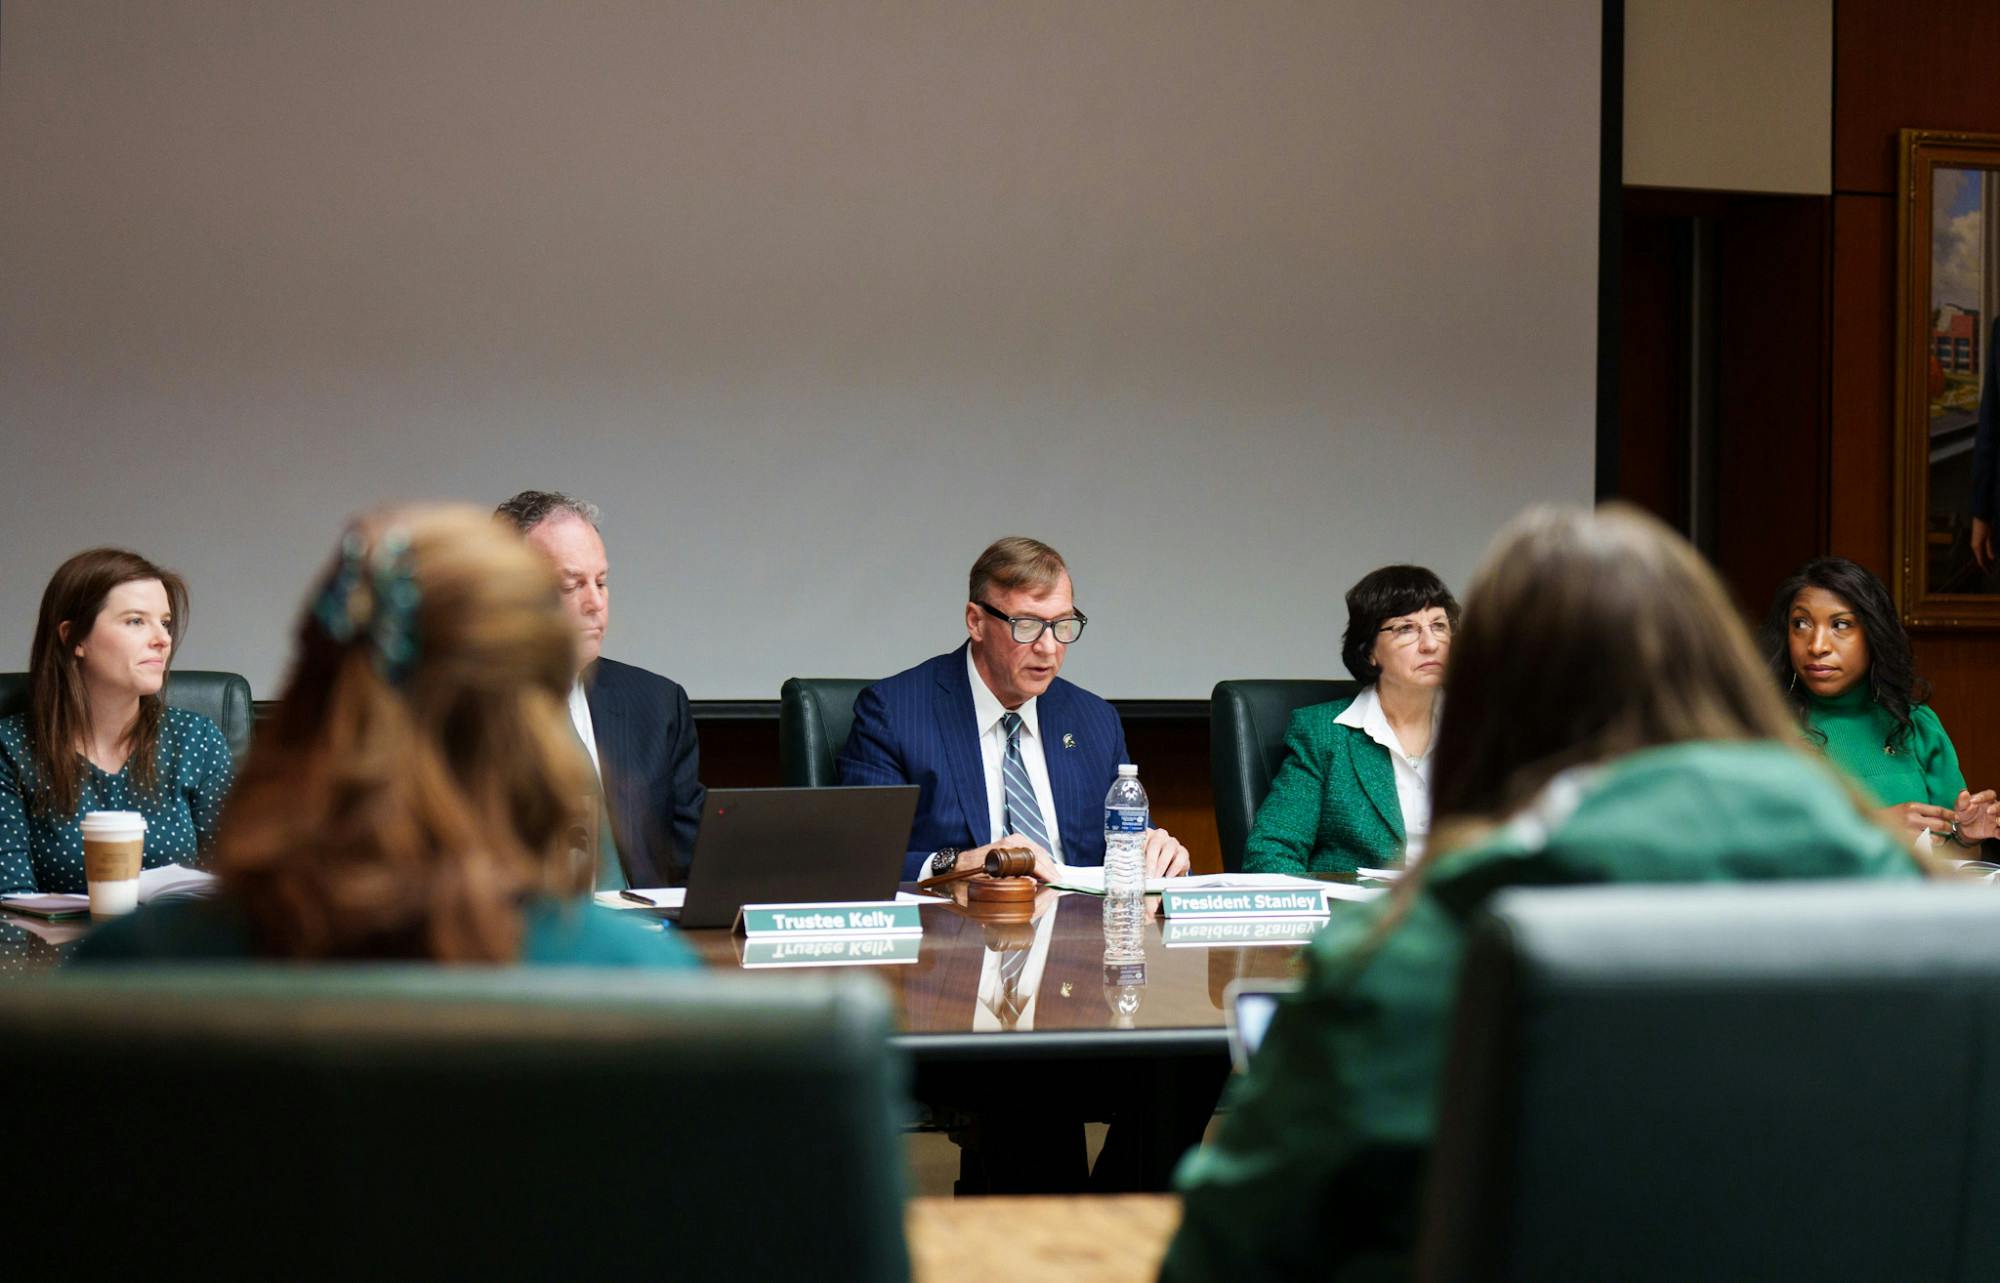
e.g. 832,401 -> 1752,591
1242,565 -> 1456,874
1164,506 -> 1924,1283
1760,556 -> 1999,849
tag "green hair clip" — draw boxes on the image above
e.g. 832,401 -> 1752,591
310,528 -> 421,685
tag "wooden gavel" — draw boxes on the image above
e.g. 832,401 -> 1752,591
916,846 -> 1037,889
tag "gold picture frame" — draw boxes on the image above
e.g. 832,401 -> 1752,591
1895,128 -> 2000,626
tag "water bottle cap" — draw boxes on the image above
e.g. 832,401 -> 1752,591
1117,763 -> 1138,776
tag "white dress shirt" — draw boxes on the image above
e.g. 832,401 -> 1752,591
966,650 -> 1064,861
1333,684 -> 1437,862
568,678 -> 603,783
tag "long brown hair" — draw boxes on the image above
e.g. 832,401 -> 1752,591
212,505 -> 592,962
26,548 -> 189,817
1426,504 -> 1807,853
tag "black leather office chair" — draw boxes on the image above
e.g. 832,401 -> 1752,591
1208,678 -> 1355,871
0,668 -> 255,760
6,968 -> 911,1281
1417,882 -> 2000,1283
780,676 -> 875,787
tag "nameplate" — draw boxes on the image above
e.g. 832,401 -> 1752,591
1161,917 -> 1330,948
1158,887 -> 1330,919
736,901 -> 923,937
739,934 -> 923,969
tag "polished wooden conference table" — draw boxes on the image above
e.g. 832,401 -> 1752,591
676,880 -> 1334,1048
0,876 -> 1359,1016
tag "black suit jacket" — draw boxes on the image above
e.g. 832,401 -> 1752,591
584,657 -> 705,887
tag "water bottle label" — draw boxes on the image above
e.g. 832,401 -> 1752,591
1106,806 -> 1149,834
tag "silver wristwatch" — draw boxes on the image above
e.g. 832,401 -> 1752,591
929,847 -> 961,877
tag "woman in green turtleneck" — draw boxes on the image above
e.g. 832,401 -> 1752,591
1763,557 -> 2000,847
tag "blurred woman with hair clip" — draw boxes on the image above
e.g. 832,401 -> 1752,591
79,505 -> 691,965
0,548 -> 232,895
1162,505 -> 1924,1283
1761,556 -> 2000,851
1243,564 -> 1457,873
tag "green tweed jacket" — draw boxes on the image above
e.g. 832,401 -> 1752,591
1240,695 -> 1404,875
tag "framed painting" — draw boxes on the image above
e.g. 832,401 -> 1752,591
1895,128 -> 2000,626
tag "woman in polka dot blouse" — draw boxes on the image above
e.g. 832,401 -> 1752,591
0,549 -> 233,896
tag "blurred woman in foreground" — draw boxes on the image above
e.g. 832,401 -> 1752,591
1163,505 -> 1921,1282
79,505 -> 689,965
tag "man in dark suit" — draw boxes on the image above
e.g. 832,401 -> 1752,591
839,536 -> 1189,884
497,491 -> 704,887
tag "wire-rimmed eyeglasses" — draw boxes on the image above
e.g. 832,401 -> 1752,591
1376,619 -> 1452,646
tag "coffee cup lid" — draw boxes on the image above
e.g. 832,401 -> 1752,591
80,810 -> 148,838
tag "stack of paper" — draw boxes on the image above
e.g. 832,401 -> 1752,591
1049,868 -> 1383,902
0,864 -> 217,919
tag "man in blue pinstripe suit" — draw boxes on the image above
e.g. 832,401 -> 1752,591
839,536 -> 1189,883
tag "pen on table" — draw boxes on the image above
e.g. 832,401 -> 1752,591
618,890 -> 657,907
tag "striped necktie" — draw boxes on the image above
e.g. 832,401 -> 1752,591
1000,711 -> 1051,853
994,943 -> 1030,1027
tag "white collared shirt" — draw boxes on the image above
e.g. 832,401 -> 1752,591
569,678 -> 603,783
1333,684 -> 1437,862
967,649 -> 1064,861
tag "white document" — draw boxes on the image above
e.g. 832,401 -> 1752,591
138,864 -> 217,901
1049,868 -> 1336,896
1355,866 -> 1403,881
0,863 -> 216,916
602,887 -> 687,910
598,888 -> 936,911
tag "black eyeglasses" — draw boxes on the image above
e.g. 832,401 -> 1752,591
975,600 -> 1088,645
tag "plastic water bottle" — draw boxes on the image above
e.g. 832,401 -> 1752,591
1102,763 -> 1148,965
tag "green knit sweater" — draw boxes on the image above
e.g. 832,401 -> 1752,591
1242,695 -> 1405,875
1165,741 -> 1923,1283
1802,682 -> 1964,809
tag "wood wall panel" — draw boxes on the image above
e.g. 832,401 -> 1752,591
1617,208 -> 1689,529
1826,194 -> 1896,575
1714,197 -> 1828,616
1913,634 -> 2000,797
1834,1 -> 2000,194
1832,0 -> 2000,794
1125,719 -> 1224,876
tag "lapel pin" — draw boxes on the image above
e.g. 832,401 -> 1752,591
1062,733 -> 1076,750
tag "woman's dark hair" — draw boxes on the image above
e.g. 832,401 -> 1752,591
1759,556 -> 1928,752
26,548 -> 189,818
1340,565 -> 1459,683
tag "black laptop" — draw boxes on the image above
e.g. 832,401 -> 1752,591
627,786 -> 919,929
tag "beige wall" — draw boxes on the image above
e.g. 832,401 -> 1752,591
2,1 -> 1601,698
1625,0 -> 1831,193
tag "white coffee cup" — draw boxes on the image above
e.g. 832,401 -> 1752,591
80,811 -> 147,916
